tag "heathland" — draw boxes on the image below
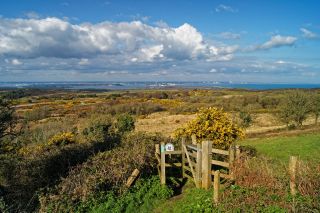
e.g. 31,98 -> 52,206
0,88 -> 319,212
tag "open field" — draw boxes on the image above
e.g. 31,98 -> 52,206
241,132 -> 320,163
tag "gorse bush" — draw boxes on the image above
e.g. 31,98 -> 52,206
116,113 -> 135,134
47,132 -> 75,146
174,107 -> 244,149
81,114 -> 114,143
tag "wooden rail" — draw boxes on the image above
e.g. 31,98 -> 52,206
156,137 -> 241,190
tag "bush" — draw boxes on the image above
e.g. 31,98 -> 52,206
39,132 -> 165,212
0,98 -> 15,141
47,132 -> 75,146
239,111 -> 253,128
116,113 -> 135,134
174,107 -> 244,149
81,115 -> 115,143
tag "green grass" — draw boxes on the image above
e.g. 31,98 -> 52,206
240,133 -> 320,163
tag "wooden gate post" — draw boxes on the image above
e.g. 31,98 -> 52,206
229,145 -> 235,180
196,143 -> 202,187
289,156 -> 298,196
181,137 -> 186,178
202,140 -> 212,189
160,142 -> 166,185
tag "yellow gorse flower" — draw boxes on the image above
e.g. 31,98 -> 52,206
174,107 -> 244,148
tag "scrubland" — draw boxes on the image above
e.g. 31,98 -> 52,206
0,88 -> 319,212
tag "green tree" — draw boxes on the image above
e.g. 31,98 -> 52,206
280,90 -> 311,127
0,98 -> 15,140
310,93 -> 320,124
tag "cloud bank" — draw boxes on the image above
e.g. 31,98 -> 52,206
0,17 -> 237,62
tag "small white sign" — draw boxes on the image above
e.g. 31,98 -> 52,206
165,143 -> 174,152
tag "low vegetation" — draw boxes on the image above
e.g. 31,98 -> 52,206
0,88 -> 319,212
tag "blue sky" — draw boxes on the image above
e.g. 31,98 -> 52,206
0,0 -> 319,83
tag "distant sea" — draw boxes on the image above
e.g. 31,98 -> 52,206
0,82 -> 319,90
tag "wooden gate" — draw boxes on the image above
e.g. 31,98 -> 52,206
155,136 -> 240,189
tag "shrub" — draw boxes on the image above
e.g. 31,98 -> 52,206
81,115 -> 114,143
239,111 -> 253,128
47,132 -> 75,146
116,113 -> 135,134
174,107 -> 244,149
0,98 -> 15,141
39,132 -> 165,212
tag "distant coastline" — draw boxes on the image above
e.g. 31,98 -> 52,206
0,81 -> 319,90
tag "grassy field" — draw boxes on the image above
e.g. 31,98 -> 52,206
240,133 -> 320,163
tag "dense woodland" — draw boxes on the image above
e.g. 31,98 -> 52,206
0,88 -> 320,212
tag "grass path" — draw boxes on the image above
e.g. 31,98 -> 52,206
240,133 -> 320,163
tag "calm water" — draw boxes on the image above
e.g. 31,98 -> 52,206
0,82 -> 319,90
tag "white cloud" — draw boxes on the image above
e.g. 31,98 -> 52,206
0,17 -> 237,62
215,4 -> 238,13
300,28 -> 318,39
217,32 -> 241,40
78,58 -> 90,65
11,59 -> 22,65
256,35 -> 297,50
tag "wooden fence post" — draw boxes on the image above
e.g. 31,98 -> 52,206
181,137 -> 186,178
196,143 -> 202,187
213,170 -> 220,204
229,145 -> 235,180
191,135 -> 197,145
202,140 -> 212,189
235,145 -> 240,162
289,156 -> 298,196
155,144 -> 160,176
160,142 -> 166,185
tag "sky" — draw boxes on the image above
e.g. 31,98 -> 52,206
0,0 -> 319,83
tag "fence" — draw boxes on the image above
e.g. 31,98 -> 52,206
155,136 -> 241,190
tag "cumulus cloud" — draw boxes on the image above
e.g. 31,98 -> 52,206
253,35 -> 297,50
215,4 -> 238,13
300,28 -> 318,39
0,17 -> 237,62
